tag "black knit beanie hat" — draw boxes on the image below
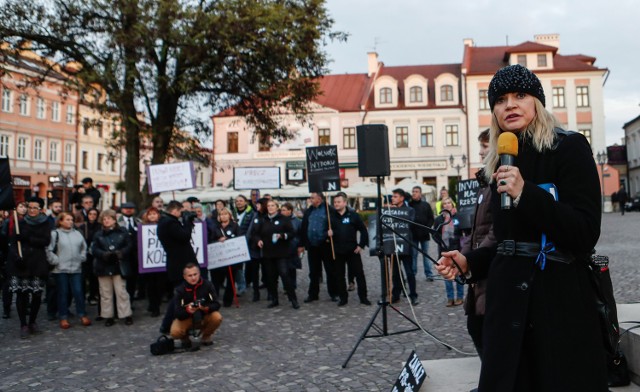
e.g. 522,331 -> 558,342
488,64 -> 545,110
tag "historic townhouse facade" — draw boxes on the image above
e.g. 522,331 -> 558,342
0,45 -> 80,204
624,115 -> 640,196
212,34 -> 609,195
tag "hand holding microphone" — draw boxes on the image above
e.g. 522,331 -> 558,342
494,132 -> 524,209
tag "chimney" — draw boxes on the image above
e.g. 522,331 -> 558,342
463,38 -> 474,47
534,34 -> 560,48
367,52 -> 379,77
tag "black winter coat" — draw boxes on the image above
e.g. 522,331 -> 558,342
408,199 -> 435,241
157,214 -> 197,283
466,130 -> 606,391
91,226 -> 132,277
6,214 -> 51,278
331,209 -> 368,254
252,213 -> 294,259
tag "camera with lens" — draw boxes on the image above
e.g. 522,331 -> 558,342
191,299 -> 203,308
181,210 -> 197,223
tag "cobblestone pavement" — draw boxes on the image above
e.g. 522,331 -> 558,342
1,212 -> 638,391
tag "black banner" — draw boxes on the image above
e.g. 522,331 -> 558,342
391,350 -> 427,392
456,179 -> 480,210
366,207 -> 415,256
0,157 -> 15,210
306,145 -> 340,193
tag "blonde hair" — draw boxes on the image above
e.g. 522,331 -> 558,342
484,99 -> 558,183
55,212 -> 74,227
216,207 -> 233,222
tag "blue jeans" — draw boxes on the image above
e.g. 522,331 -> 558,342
55,273 -> 86,320
412,239 -> 433,278
445,279 -> 465,300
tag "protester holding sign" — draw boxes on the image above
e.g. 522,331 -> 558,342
209,208 -> 241,307
387,190 -> 419,306
253,200 -> 299,309
140,207 -> 164,317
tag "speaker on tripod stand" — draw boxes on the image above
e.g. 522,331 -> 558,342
356,124 -> 390,177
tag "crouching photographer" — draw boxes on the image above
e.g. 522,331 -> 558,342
170,262 -> 223,347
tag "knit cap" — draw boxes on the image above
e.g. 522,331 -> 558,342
488,64 -> 545,110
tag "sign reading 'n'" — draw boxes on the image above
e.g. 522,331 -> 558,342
306,145 -> 340,193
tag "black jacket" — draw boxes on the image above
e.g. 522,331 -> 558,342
157,214 -> 197,283
174,278 -> 221,320
6,213 -> 51,278
467,130 -> 606,391
408,199 -> 435,241
252,213 -> 294,259
331,209 -> 368,254
91,226 -> 132,277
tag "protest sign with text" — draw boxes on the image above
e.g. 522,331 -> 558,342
306,145 -> 340,193
234,167 -> 281,190
207,236 -> 250,270
137,221 -> 207,273
391,350 -> 426,392
146,161 -> 196,194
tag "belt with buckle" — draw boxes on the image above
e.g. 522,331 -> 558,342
496,240 -> 574,264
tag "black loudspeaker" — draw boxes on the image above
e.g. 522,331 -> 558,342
356,124 -> 390,177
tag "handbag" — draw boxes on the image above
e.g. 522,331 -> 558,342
587,254 -> 619,356
150,335 -> 175,356
607,349 -> 630,387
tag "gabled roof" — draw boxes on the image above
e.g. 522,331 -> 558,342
314,73 -> 372,112
463,42 -> 604,76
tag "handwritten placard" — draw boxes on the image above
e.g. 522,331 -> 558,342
234,167 -> 281,190
146,162 -> 196,194
137,222 -> 207,273
306,145 -> 340,193
456,179 -> 481,209
391,351 -> 427,392
207,236 -> 251,269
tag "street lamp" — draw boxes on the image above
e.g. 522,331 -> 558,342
596,150 -> 607,210
449,154 -> 467,193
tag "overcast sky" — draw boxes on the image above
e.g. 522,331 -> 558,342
323,0 -> 639,146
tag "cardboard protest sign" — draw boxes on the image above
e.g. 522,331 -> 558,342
233,167 -> 281,190
306,145 -> 340,193
367,207 -> 414,256
137,221 -> 207,273
391,350 -> 427,392
456,179 -> 481,210
146,161 -> 196,194
207,236 -> 251,270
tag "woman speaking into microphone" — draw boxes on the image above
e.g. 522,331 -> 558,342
436,65 -> 606,391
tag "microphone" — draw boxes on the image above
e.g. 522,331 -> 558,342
497,132 -> 519,209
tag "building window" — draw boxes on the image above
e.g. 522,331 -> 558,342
552,87 -> 565,108
578,129 -> 592,144
227,132 -> 238,153
576,86 -> 590,107
420,126 -> 434,147
19,94 -> 29,116
81,151 -> 88,169
65,144 -> 73,163
343,127 -> 356,149
110,157 -> 116,172
66,105 -> 75,124
409,86 -> 423,103
34,139 -> 43,161
52,101 -> 60,122
380,87 -> 392,104
83,119 -> 90,135
0,135 -> 9,157
479,89 -> 489,110
517,54 -> 527,67
36,98 -> 45,119
49,142 -> 58,162
445,125 -> 459,146
97,153 -> 104,171
537,54 -> 547,67
17,137 -> 26,159
441,85 -> 454,102
318,128 -> 330,145
1,89 -> 12,112
258,132 -> 270,152
395,126 -> 409,148
97,121 -> 103,138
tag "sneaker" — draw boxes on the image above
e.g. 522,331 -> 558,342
348,282 -> 355,291
337,299 -> 348,307
20,325 -> 29,339
81,317 -> 92,326
411,298 -> 420,306
124,316 -> 133,325
60,319 -> 71,329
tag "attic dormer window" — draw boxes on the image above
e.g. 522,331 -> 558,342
380,87 -> 392,104
441,85 -> 453,102
409,86 -> 423,103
